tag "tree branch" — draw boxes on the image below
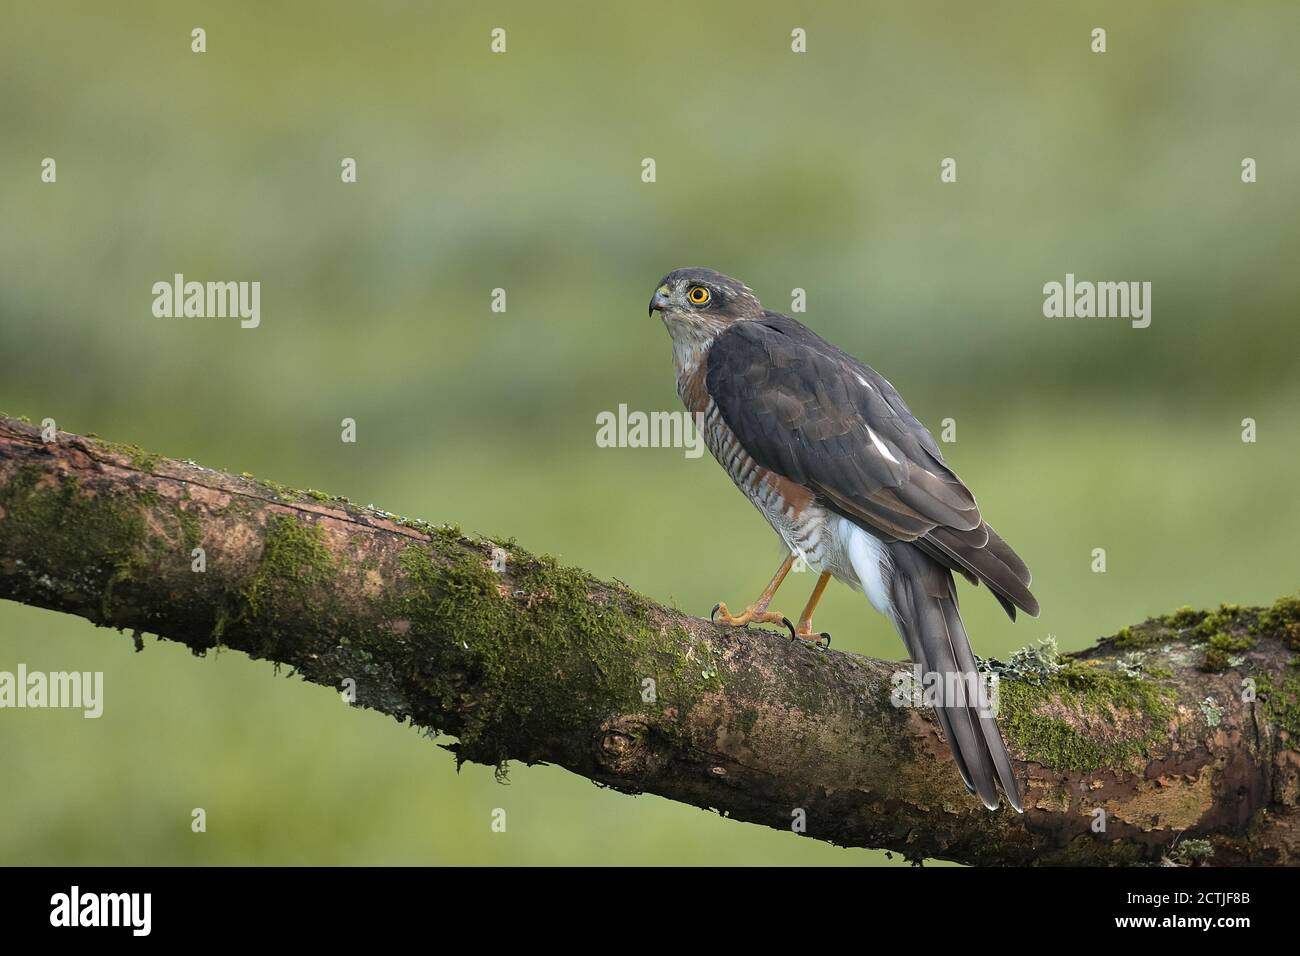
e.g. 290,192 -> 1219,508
1,414 -> 1297,865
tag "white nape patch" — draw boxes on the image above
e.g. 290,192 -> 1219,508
838,518 -> 893,616
866,426 -> 901,465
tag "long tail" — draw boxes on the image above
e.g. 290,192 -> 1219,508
875,543 -> 1023,812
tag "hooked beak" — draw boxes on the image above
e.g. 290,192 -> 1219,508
648,286 -> 671,316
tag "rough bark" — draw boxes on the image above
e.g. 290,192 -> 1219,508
1,414 -> 1298,866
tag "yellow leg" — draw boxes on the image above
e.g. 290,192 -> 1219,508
793,572 -> 832,647
712,555 -> 795,632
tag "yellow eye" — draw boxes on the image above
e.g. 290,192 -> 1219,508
688,286 -> 711,305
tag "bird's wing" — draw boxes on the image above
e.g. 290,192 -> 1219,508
704,312 -> 1037,618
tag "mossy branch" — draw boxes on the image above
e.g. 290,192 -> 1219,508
2,414 -> 1299,866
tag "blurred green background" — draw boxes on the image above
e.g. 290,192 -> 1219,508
2,1 -> 1298,865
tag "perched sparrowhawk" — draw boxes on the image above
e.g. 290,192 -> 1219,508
649,267 -> 1038,811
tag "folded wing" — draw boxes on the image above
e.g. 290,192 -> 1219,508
704,313 -> 1038,619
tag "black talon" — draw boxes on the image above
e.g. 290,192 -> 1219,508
789,628 -> 832,649
710,603 -> 722,623
781,617 -> 797,641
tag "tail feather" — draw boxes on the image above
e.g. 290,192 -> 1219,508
877,542 -> 1024,812
938,588 -> 1024,812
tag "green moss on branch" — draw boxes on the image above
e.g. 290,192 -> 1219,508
1001,658 -> 1175,771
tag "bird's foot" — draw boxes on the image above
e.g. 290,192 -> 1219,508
711,602 -> 795,638
792,622 -> 831,650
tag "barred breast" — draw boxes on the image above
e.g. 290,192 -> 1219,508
678,358 -> 854,582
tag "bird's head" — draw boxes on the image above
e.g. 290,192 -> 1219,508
648,268 -> 763,339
